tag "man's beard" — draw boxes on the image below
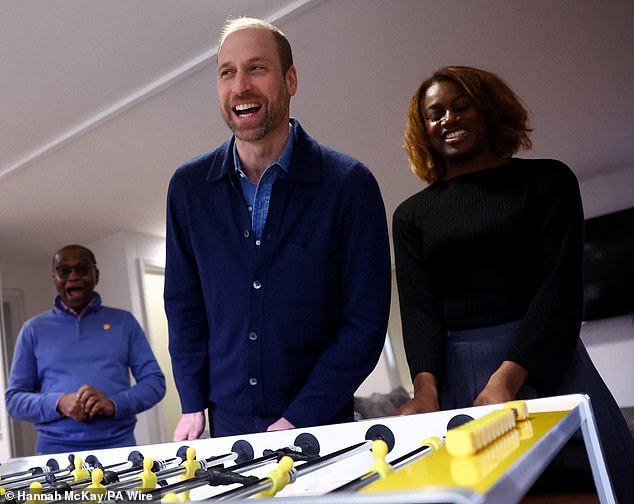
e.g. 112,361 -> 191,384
221,85 -> 288,142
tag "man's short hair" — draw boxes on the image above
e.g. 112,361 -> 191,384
218,17 -> 294,76
52,244 -> 97,269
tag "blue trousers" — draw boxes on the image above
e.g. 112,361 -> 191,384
441,321 -> 634,501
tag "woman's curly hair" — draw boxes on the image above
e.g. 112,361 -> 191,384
403,66 -> 533,184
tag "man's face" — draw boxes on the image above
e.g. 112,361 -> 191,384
217,27 -> 297,142
52,248 -> 99,312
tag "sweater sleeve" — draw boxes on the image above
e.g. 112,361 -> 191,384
5,324 -> 64,424
164,171 -> 212,413
282,165 -> 392,428
110,314 -> 166,419
392,199 -> 446,383
507,162 -> 584,390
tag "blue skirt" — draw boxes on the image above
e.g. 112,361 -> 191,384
440,321 -> 634,500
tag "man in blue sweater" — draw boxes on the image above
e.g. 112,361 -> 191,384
6,244 -> 166,454
165,17 -> 391,440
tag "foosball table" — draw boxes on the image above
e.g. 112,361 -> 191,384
0,394 -> 615,503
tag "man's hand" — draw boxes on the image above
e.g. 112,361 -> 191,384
76,385 -> 115,418
57,392 -> 87,422
173,412 -> 206,441
267,417 -> 295,432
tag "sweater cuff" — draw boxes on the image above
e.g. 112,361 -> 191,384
47,393 -> 65,422
283,400 -> 316,429
109,392 -> 131,419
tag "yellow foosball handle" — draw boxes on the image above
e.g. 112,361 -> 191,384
505,400 -> 529,421
446,400 -> 528,457
421,436 -> 444,450
450,428 -> 521,485
369,440 -> 394,479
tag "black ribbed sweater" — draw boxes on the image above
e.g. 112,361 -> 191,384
393,158 -> 584,392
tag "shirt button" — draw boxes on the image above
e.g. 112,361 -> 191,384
248,206 -> 253,213
249,378 -> 258,386
253,280 -> 261,289
255,240 -> 261,246
243,229 -> 250,238
248,332 -> 258,341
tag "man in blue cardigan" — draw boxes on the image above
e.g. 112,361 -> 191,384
165,17 -> 391,439
6,244 -> 166,454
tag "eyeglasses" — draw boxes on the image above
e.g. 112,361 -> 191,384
54,264 -> 96,278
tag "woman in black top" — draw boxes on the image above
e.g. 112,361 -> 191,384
393,65 -> 633,500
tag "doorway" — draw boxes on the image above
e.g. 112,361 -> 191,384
138,262 -> 181,441
0,287 -> 38,458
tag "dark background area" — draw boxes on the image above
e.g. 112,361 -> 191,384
583,207 -> 634,321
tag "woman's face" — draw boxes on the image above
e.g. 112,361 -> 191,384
422,80 -> 491,169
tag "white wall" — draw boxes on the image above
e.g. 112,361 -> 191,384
0,261 -> 53,457
141,269 -> 178,441
1,261 -> 53,317
579,164 -> 634,407
88,230 -> 165,325
581,316 -> 634,407
87,231 -> 167,445
579,164 -> 634,219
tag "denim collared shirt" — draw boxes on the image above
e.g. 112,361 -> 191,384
233,124 -> 294,241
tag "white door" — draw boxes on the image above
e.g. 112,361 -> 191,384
139,264 -> 182,442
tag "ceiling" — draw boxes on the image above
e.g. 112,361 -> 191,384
1,0 -> 633,264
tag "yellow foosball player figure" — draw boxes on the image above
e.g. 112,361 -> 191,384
255,456 -> 294,498
71,457 -> 89,482
24,482 -> 43,504
86,468 -> 106,501
179,446 -> 200,501
138,457 -> 158,492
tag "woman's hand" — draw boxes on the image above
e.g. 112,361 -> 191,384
474,360 -> 528,406
395,372 -> 440,415
396,395 -> 439,415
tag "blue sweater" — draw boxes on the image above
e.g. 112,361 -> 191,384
165,119 -> 391,436
5,294 -> 166,453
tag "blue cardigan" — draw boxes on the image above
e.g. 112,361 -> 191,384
5,294 -> 166,453
165,119 -> 391,435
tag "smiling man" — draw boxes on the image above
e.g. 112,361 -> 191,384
5,244 -> 165,454
165,17 -> 391,440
